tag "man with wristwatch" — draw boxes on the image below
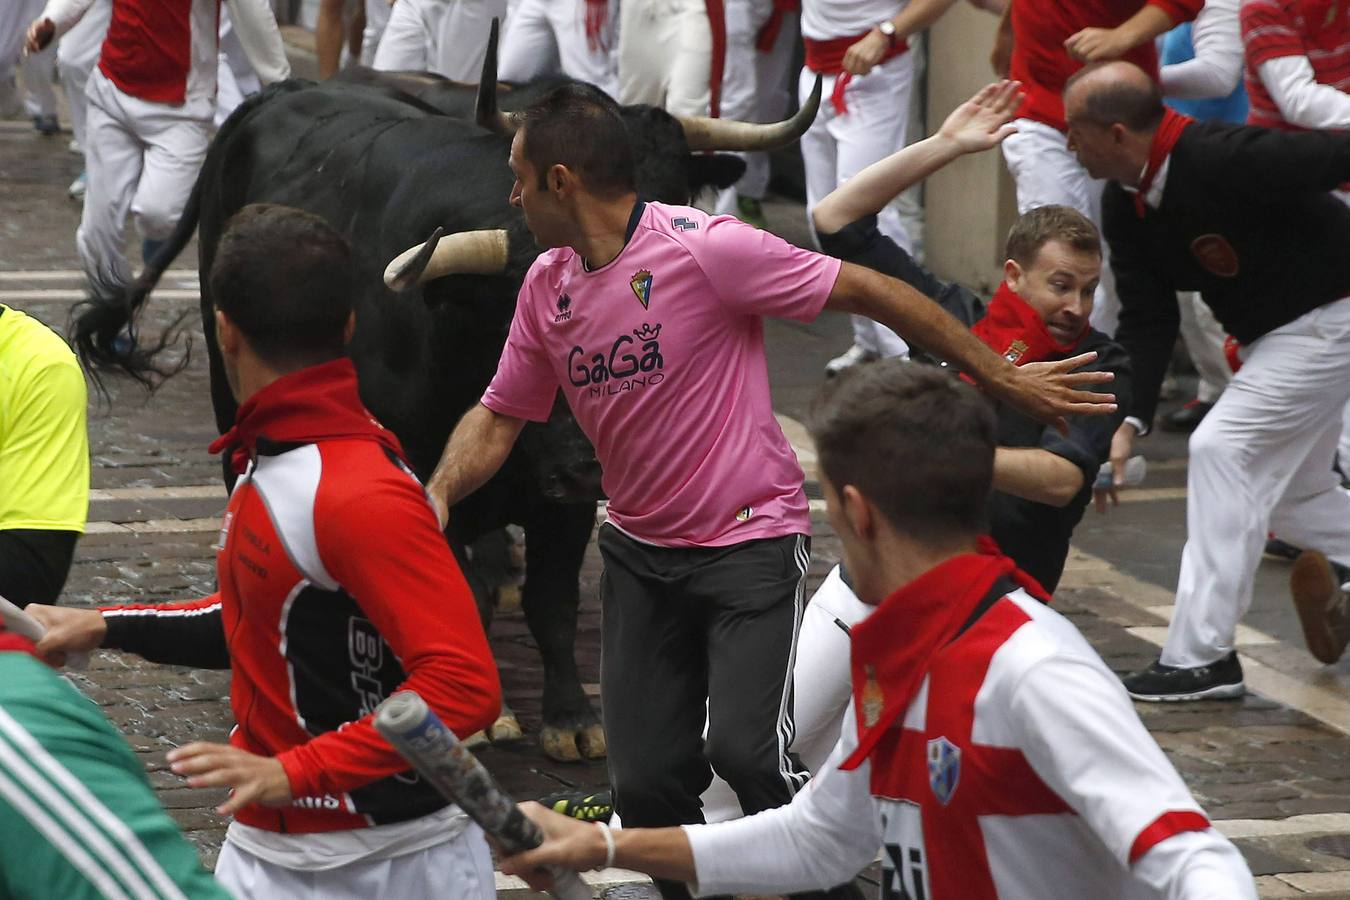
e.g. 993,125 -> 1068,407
800,0 -> 963,377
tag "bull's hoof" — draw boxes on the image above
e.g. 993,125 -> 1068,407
540,722 -> 608,762
463,730 -> 490,749
540,725 -> 583,762
578,723 -> 607,760
488,712 -> 524,743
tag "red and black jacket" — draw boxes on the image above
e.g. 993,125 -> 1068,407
101,360 -> 500,833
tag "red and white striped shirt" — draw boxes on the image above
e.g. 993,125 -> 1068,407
1240,0 -> 1350,129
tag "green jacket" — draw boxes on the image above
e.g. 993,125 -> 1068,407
0,650 -> 232,899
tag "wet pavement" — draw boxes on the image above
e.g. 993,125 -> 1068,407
5,52 -> 1350,899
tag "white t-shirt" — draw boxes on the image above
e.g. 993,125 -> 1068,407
801,0 -> 905,41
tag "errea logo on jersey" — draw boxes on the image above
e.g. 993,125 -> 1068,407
554,292 -> 573,323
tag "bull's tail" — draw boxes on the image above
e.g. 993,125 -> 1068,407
70,82 -> 303,395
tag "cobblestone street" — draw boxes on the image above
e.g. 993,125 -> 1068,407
6,60 -> 1350,898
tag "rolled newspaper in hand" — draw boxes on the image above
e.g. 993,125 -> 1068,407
374,691 -> 592,900
0,594 -> 89,668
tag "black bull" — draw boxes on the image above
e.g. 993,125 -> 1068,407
70,67 -> 821,763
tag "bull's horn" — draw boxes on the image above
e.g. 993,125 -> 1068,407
475,18 -> 518,136
679,74 -> 822,152
384,229 -> 511,290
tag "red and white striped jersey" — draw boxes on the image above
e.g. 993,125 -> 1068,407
687,585 -> 1255,898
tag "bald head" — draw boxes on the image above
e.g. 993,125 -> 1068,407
1063,62 -> 1165,133
1061,62 -> 1163,185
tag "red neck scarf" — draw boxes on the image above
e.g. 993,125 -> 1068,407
840,543 -> 1048,771
1134,108 -> 1194,217
208,358 -> 406,475
971,282 -> 1086,367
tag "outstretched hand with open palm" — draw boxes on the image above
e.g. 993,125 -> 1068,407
937,79 -> 1024,154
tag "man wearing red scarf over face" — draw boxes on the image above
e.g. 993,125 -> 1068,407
807,80 -> 1131,596
492,361 -> 1255,899
26,204 -> 502,900
1062,61 -> 1350,700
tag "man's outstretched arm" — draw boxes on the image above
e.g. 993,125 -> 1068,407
825,265 -> 1116,433
425,403 -> 528,526
814,79 -> 1023,235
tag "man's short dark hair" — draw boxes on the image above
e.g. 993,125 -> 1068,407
808,361 -> 996,542
1005,205 -> 1102,270
519,83 -> 637,197
1063,63 -> 1165,132
209,204 -> 355,369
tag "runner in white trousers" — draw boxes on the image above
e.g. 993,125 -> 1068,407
499,0 -> 618,97
799,0 -> 959,374
27,0 -> 288,288
1,0 -> 59,133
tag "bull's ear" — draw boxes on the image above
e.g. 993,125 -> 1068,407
686,153 -> 747,191
385,227 -> 444,292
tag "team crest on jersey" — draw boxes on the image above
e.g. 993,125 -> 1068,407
631,269 -> 653,309
1003,339 -> 1029,364
672,216 -> 698,232
1190,234 -> 1240,278
861,665 -> 884,728
735,506 -> 753,522
927,736 -> 961,805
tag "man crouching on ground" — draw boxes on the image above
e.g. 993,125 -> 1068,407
498,362 -> 1255,898
29,204 -> 501,899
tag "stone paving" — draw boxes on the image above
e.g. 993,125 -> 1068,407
6,59 -> 1350,898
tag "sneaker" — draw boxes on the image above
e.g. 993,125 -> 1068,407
1121,651 -> 1244,701
1290,550 -> 1350,665
736,196 -> 768,230
1264,535 -> 1303,562
538,788 -> 613,823
32,114 -> 59,136
1160,399 -> 1213,433
67,171 -> 86,201
824,344 -> 879,378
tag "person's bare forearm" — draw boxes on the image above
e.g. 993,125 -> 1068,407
426,403 -> 525,510
993,447 -> 1085,507
1116,5 -> 1178,49
814,135 -> 963,234
828,263 -> 1014,391
612,828 -> 698,883
315,0 -> 344,78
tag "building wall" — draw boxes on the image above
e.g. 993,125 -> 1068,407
924,3 -> 1019,295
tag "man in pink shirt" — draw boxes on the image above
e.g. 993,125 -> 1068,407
426,82 -> 1114,900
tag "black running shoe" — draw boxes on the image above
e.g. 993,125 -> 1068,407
539,788 -> 613,822
1121,651 -> 1244,701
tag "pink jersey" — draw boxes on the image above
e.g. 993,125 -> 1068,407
483,201 -> 841,547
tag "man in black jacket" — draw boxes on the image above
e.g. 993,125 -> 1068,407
1063,60 -> 1350,699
